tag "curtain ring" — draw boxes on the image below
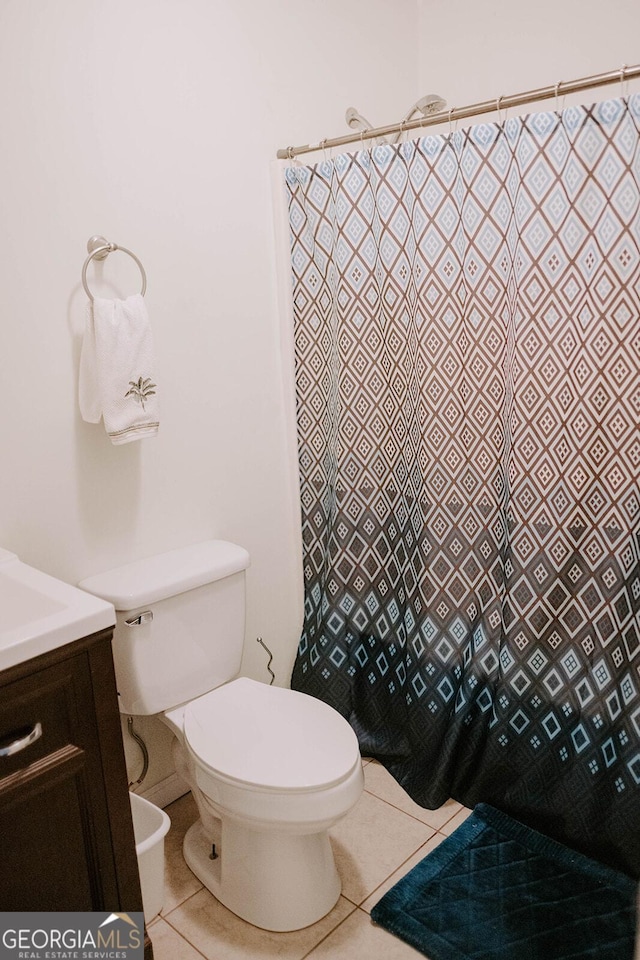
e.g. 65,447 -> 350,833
286,146 -> 295,160
448,107 -> 454,137
496,96 -> 504,124
320,138 -> 328,160
554,81 -> 562,114
620,63 -> 628,97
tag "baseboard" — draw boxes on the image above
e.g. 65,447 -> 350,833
135,772 -> 189,809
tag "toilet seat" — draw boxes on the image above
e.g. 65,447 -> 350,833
183,677 -> 360,792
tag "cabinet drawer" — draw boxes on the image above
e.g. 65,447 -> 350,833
0,659 -> 84,777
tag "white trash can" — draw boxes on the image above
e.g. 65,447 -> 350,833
130,792 -> 171,922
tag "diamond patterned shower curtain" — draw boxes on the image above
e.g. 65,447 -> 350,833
284,96 -> 640,877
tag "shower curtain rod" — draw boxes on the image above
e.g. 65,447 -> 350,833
276,63 -> 640,160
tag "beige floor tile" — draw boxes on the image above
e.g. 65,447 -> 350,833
147,917 -> 205,960
165,791 -> 198,827
330,789 -> 436,906
439,805 -> 473,835
359,830 -> 448,913
167,887 -> 356,960
162,793 -> 204,914
363,762 -> 463,830
305,907 -> 425,959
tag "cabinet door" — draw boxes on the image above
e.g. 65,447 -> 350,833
0,744 -> 96,909
0,654 -> 115,909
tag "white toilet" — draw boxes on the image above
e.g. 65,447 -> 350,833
80,540 -> 363,932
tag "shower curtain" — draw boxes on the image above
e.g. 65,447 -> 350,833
284,95 -> 640,878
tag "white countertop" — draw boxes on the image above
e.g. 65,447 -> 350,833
0,548 -> 115,672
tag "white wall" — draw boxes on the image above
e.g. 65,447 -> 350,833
0,0 -> 418,671
418,0 -> 640,118
0,0 -> 418,792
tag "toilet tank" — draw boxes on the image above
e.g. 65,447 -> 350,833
79,541 -> 250,716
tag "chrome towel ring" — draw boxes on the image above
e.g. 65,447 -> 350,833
82,235 -> 147,301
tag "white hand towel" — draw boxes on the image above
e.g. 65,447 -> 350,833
79,294 -> 159,445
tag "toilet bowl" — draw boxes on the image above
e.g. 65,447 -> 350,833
163,677 -> 363,930
79,540 -> 364,931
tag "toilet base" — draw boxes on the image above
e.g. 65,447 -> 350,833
183,817 -> 341,931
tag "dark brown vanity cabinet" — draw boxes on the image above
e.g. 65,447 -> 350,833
0,628 -> 152,958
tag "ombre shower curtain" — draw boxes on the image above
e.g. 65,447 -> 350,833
284,95 -> 640,877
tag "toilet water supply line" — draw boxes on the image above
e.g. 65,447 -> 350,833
127,717 -> 150,788
126,636 -> 275,789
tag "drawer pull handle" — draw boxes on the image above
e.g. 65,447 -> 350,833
125,610 -> 153,627
0,722 -> 43,758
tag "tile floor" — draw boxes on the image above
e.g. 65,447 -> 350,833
147,759 -> 472,959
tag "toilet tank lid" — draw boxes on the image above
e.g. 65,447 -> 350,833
78,540 -> 250,610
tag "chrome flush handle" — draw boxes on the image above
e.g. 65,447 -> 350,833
125,611 -> 154,626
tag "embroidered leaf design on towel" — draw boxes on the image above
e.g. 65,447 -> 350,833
125,377 -> 157,411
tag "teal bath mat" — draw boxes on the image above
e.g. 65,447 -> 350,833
371,803 -> 637,960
